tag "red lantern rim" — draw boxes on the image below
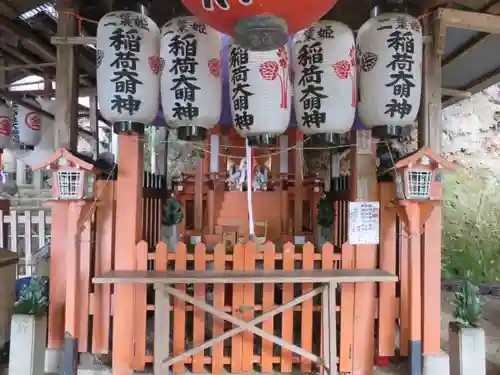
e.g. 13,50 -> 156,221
180,0 -> 339,35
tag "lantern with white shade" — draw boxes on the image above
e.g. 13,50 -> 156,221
292,21 -> 356,145
229,42 -> 291,145
0,100 -> 12,151
97,11 -> 160,134
357,13 -> 422,138
161,16 -> 222,142
13,98 -> 42,149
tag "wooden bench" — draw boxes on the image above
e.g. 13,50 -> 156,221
93,269 -> 397,375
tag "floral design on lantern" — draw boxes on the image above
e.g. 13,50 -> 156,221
258,46 -> 289,108
357,13 -> 423,127
160,16 -> 222,140
229,41 -> 291,142
96,11 -> 160,126
292,21 -> 356,136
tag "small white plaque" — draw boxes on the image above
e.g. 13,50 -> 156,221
348,201 -> 380,245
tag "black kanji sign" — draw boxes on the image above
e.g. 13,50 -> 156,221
230,47 -> 254,131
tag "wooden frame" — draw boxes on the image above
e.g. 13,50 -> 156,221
93,267 -> 397,375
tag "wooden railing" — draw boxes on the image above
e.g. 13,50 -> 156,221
0,209 -> 51,277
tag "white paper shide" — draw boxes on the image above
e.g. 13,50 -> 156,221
161,16 -> 222,132
357,13 -> 422,127
229,42 -> 291,138
293,21 -> 356,135
97,11 -> 160,124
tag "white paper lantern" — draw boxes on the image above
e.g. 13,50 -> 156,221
357,13 -> 422,127
229,42 -> 291,140
0,101 -> 13,150
293,21 -> 356,135
161,17 -> 222,136
14,98 -> 42,148
97,11 -> 160,125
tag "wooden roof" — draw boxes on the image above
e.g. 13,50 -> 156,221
31,147 -> 104,173
0,0 -> 499,107
394,147 -> 457,170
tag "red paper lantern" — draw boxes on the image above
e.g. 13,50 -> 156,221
181,0 -> 337,50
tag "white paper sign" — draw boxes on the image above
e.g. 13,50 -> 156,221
348,201 -> 380,245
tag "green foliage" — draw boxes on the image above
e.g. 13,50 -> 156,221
317,195 -> 335,229
13,277 -> 49,316
443,169 -> 500,283
452,279 -> 482,327
162,198 -> 184,226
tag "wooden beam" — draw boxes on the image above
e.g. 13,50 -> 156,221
54,0 -> 79,151
437,8 -> 500,34
441,88 -> 471,97
10,86 -> 97,97
51,36 -> 97,45
0,62 -> 56,71
443,64 -> 500,107
419,16 -> 444,357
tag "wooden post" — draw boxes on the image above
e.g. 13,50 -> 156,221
419,14 -> 443,356
113,133 -> 144,375
294,132 -> 304,237
406,203 -> 422,375
54,0 -> 79,151
194,158 -> 204,234
89,94 -> 99,158
349,130 -> 378,374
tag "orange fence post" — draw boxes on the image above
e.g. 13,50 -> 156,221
280,242 -> 294,372
192,243 -> 207,372
173,243 -> 187,373
133,241 -> 148,370
378,183 -> 397,357
340,242 -> 354,372
300,243 -> 314,372
78,222 -> 92,352
399,224 -> 410,356
231,243 -> 245,372
261,242 -> 275,372
211,244 -> 226,372
92,180 -> 114,354
242,242 -> 256,371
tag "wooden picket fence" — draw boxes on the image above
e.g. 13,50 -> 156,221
0,209 -> 51,277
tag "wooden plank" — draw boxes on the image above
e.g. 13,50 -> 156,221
261,242 -> 275,372
113,133 -> 144,375
47,204 -> 68,348
350,130 -> 378,374
154,243 -> 168,375
437,7 -> 500,34
399,223 -> 410,356
231,243 -> 245,373
378,183 -> 397,357
93,269 -> 398,284
328,281 -> 337,375
192,243 -> 206,372
78,221 -> 91,352
162,286 -> 325,368
92,181 -> 114,353
300,243 -> 314,372
421,15 -> 445,356
340,242 -> 354,372
133,241 -> 148,370
321,242 -> 335,374
242,242 -> 256,372
173,243 -> 187,373
280,242 -> 294,372
211,244 -> 226,373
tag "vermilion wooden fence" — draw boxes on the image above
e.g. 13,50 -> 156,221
132,241 -> 343,372
60,181 -> 402,374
